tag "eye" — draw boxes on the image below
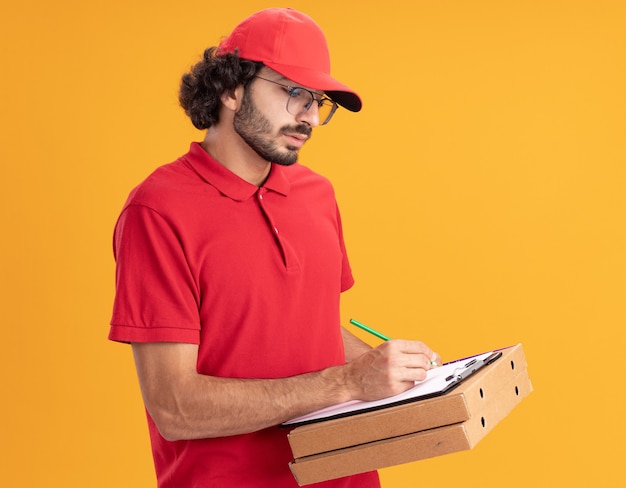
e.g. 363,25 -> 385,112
287,87 -> 305,98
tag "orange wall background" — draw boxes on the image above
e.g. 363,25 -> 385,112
2,0 -> 624,486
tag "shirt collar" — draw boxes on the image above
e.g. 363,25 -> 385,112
184,142 -> 291,200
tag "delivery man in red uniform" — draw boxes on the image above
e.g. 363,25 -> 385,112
109,8 -> 440,487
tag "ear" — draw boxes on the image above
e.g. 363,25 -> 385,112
220,84 -> 245,112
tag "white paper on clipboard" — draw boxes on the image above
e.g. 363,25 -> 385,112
282,350 -> 502,427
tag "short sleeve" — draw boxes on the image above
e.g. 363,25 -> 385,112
336,204 -> 354,292
109,203 -> 200,344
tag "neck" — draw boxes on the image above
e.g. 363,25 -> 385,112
201,127 -> 271,187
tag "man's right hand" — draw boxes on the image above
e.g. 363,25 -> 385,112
342,339 -> 440,401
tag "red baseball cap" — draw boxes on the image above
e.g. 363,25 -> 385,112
217,8 -> 362,112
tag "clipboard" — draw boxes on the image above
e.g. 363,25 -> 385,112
282,350 -> 502,428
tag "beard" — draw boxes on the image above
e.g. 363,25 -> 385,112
233,89 -> 312,166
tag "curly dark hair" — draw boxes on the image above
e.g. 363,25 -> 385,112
179,47 -> 262,130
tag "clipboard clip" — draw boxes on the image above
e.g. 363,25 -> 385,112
445,351 -> 502,383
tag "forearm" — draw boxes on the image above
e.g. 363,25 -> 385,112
133,338 -> 437,442
133,343 -> 353,440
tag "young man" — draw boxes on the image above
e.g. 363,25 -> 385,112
109,8 -> 440,487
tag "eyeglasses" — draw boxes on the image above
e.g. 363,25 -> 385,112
253,76 -> 338,126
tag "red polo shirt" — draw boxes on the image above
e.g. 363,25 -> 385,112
109,143 -> 380,487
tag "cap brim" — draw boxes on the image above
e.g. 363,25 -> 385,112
264,62 -> 362,112
324,90 -> 362,113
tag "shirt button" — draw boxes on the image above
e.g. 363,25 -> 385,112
258,193 -> 264,200
274,227 -> 279,234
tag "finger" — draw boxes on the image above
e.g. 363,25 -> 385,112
386,345 -> 436,370
400,354 -> 433,371
429,351 -> 441,367
389,339 -> 433,356
403,366 -> 429,383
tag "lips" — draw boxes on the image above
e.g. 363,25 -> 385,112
284,133 -> 309,148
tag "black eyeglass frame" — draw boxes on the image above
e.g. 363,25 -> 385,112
253,75 -> 338,126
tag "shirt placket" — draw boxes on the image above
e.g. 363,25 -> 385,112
256,188 -> 298,271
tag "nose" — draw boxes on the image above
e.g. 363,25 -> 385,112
296,102 -> 320,128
